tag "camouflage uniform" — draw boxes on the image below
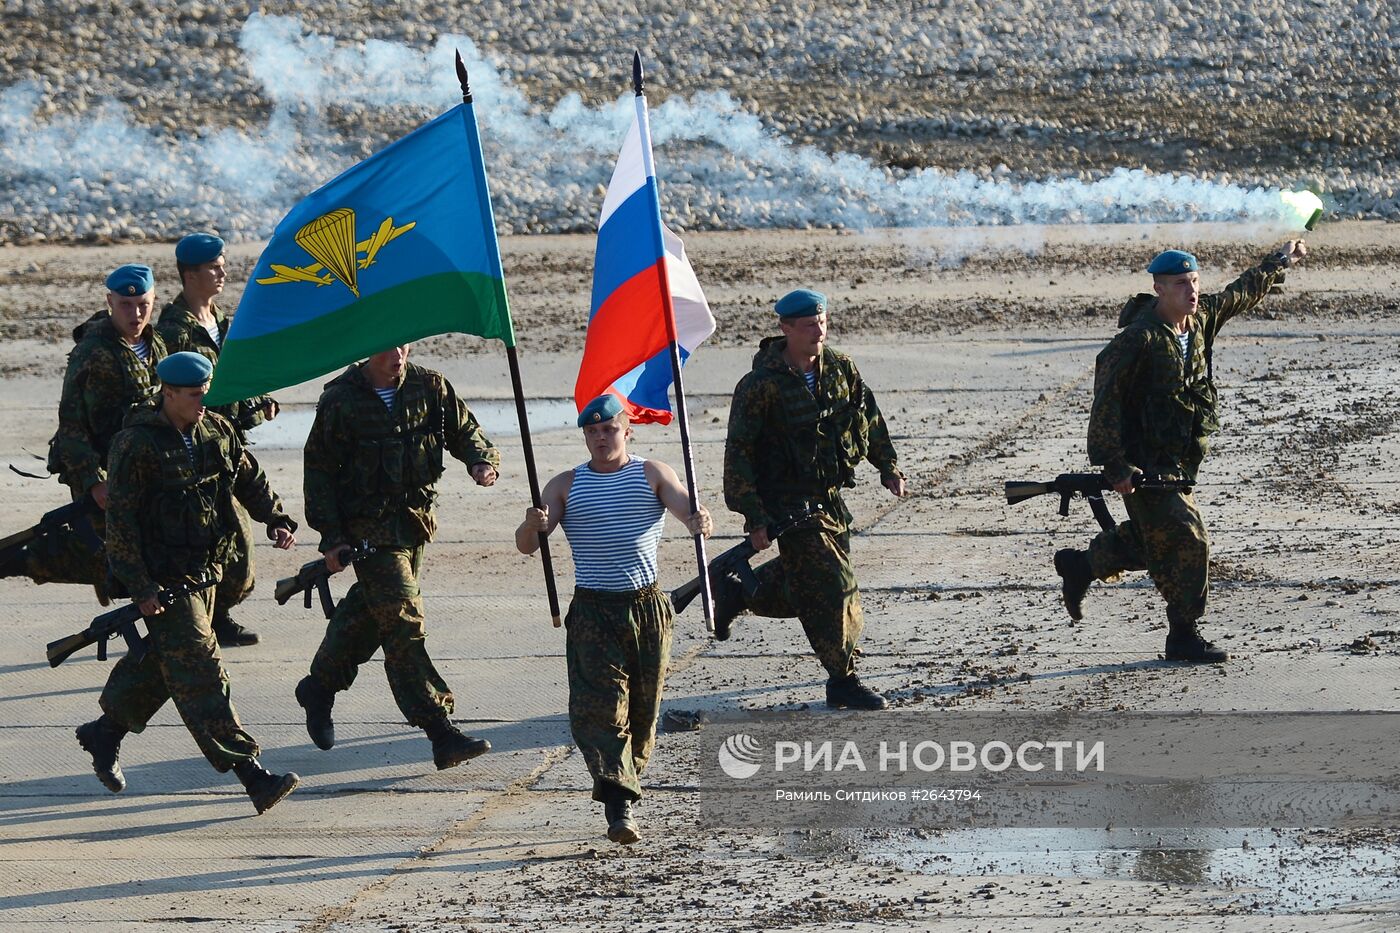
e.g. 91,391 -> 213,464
1085,253 -> 1289,623
97,405 -> 296,771
156,293 -> 277,626
302,361 -> 500,728
25,314 -> 167,589
565,584 -> 673,802
724,336 -> 902,677
155,294 -> 276,436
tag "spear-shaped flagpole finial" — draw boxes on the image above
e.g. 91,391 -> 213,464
632,50 -> 644,97
455,49 -> 472,103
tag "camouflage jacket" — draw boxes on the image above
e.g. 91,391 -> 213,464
304,361 -> 501,552
724,336 -> 901,533
48,313 -> 168,495
1089,253 -> 1289,484
156,292 -> 276,435
105,406 -> 295,601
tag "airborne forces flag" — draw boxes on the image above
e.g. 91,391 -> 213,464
206,102 -> 515,405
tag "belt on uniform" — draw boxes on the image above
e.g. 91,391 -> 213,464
572,582 -> 664,605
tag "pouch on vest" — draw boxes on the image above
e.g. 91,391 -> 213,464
380,437 -> 406,487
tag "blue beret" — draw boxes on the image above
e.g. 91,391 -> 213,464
775,288 -> 827,318
578,394 -> 624,427
156,351 -> 214,387
106,264 -> 154,296
175,232 -> 225,265
1147,250 -> 1199,275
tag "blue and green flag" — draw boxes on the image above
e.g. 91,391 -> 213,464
206,102 -> 514,405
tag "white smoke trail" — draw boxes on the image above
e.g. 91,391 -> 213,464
0,12 -> 1324,243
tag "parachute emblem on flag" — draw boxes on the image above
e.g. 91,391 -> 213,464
255,209 -> 419,296
295,208 -> 361,296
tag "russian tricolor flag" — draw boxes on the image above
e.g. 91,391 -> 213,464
574,99 -> 714,424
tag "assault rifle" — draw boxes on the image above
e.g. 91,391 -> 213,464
274,542 -> 375,619
671,506 -> 819,615
1005,472 -> 1194,531
46,577 -> 214,667
0,494 -> 102,566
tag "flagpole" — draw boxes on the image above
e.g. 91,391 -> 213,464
633,52 -> 714,633
457,51 -> 562,628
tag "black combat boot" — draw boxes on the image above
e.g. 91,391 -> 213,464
1054,548 -> 1093,622
603,787 -> 641,845
295,675 -> 336,750
212,607 -> 259,647
1164,616 -> 1228,664
424,718 -> 491,770
75,714 -> 127,793
232,758 -> 299,814
826,673 -> 889,711
710,569 -> 748,641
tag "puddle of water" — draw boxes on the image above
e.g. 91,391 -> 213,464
246,398 -> 581,450
839,827 -> 1400,913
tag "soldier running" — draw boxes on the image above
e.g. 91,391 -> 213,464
516,394 -> 712,845
156,233 -> 280,648
1054,241 -> 1308,662
294,344 -> 499,770
719,288 -> 906,711
1,265 -> 168,596
75,352 -> 301,813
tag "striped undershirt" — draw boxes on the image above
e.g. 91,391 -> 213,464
129,339 -> 150,363
560,455 -> 666,592
803,369 -> 817,392
374,386 -> 397,411
204,321 -> 222,348
1177,330 -> 1190,375
180,430 -> 196,461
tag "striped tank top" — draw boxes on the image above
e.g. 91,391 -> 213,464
561,455 -> 666,592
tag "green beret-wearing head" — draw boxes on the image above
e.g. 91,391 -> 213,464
577,394 -> 624,427
175,232 -> 225,265
775,288 -> 827,319
106,264 -> 154,297
1147,250 -> 1198,275
157,351 -> 214,387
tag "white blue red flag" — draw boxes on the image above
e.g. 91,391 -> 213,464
573,100 -> 714,424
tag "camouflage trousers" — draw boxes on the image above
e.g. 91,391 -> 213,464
565,584 -> 673,803
213,500 -> 254,620
99,585 -> 260,771
1087,488 -> 1209,624
746,526 -> 864,678
308,545 -> 454,728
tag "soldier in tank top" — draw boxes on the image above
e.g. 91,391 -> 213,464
516,394 -> 711,846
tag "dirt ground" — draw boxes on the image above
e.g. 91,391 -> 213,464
1,223 -> 1399,931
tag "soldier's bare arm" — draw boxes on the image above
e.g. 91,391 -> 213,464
644,459 -> 712,537
516,470 -> 571,554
